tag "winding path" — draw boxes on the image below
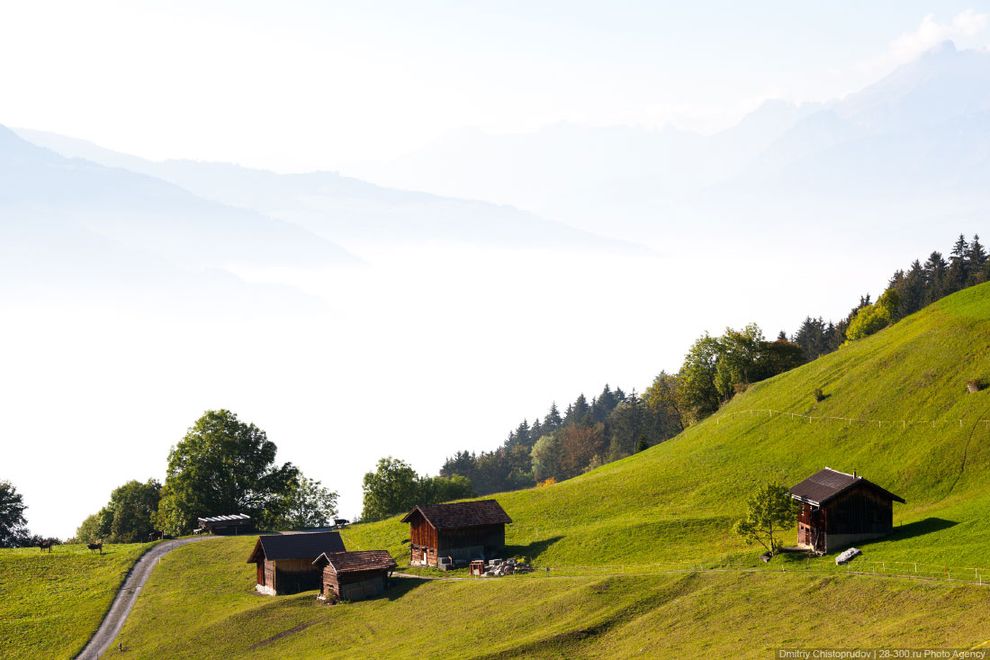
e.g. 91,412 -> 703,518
76,537 -> 213,659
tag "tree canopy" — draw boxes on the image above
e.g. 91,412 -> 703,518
154,409 -> 298,535
76,479 -> 161,543
361,457 -> 474,522
0,480 -> 28,548
273,475 -> 339,530
734,482 -> 797,556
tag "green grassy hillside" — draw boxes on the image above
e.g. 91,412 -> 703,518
345,283 -> 990,573
0,543 -> 150,659
104,536 -> 990,658
109,282 -> 990,656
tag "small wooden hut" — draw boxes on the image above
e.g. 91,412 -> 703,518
402,500 -> 511,568
313,550 -> 396,602
246,531 -> 346,595
197,513 -> 254,535
789,467 -> 905,554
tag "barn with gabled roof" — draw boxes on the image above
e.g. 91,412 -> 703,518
246,531 -> 346,595
401,500 -> 511,568
313,550 -> 397,602
789,467 -> 905,554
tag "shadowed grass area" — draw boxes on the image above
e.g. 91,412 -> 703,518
0,542 -> 151,659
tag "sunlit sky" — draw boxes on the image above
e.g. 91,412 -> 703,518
3,2 -> 990,537
1,2 -> 988,171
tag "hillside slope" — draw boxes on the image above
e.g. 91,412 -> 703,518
348,282 -> 990,570
108,283 -> 990,656
0,543 -> 149,659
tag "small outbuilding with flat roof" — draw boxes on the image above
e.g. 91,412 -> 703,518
197,513 -> 254,535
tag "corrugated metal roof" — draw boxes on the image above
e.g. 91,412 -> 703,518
789,468 -> 905,505
313,550 -> 397,574
198,513 -> 252,524
400,500 -> 512,529
246,531 -> 345,563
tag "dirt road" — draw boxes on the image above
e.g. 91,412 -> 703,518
76,537 -> 213,659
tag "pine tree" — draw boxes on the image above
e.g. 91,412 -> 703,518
922,251 -> 948,303
513,420 -> 531,448
567,394 -> 591,425
949,234 -> 970,291
544,403 -> 563,432
529,418 -> 543,444
967,234 -> 988,285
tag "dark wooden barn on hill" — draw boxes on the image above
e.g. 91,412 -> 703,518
402,500 -> 511,567
247,531 -> 345,595
313,550 -> 397,602
789,467 -> 905,554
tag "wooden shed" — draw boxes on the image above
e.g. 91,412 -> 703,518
313,550 -> 397,602
401,500 -> 511,568
246,531 -> 346,595
789,467 -> 905,554
197,513 -> 254,535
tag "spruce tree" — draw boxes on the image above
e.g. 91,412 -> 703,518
949,234 -> 970,291
544,403 -> 563,432
967,234 -> 988,285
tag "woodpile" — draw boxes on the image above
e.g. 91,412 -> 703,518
480,558 -> 534,577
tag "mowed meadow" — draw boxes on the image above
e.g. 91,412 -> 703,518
102,537 -> 990,658
95,283 -> 990,657
0,543 -> 149,658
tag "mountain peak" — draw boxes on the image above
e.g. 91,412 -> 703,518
924,39 -> 958,57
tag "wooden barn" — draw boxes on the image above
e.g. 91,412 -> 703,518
402,500 -> 511,568
197,513 -> 254,535
313,550 -> 397,602
789,467 -> 905,554
246,531 -> 346,595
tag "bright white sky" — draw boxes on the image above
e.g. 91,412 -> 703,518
3,2 -> 990,537
1,2 -> 989,171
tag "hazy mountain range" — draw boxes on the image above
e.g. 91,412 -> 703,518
13,128 -> 627,252
6,40 -> 990,310
349,41 -> 990,246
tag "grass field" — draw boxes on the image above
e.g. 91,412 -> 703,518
104,536 -> 990,658
0,542 -> 150,659
17,283 -> 990,658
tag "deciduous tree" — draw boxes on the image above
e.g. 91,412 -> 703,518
0,480 -> 28,548
734,482 -> 797,556
361,457 -> 420,522
154,410 -> 298,535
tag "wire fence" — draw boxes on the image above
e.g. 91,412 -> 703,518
524,559 -> 990,586
714,407 -> 990,430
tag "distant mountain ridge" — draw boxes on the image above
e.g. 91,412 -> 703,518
344,41 -> 990,244
0,124 -> 355,270
14,128 -> 639,253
